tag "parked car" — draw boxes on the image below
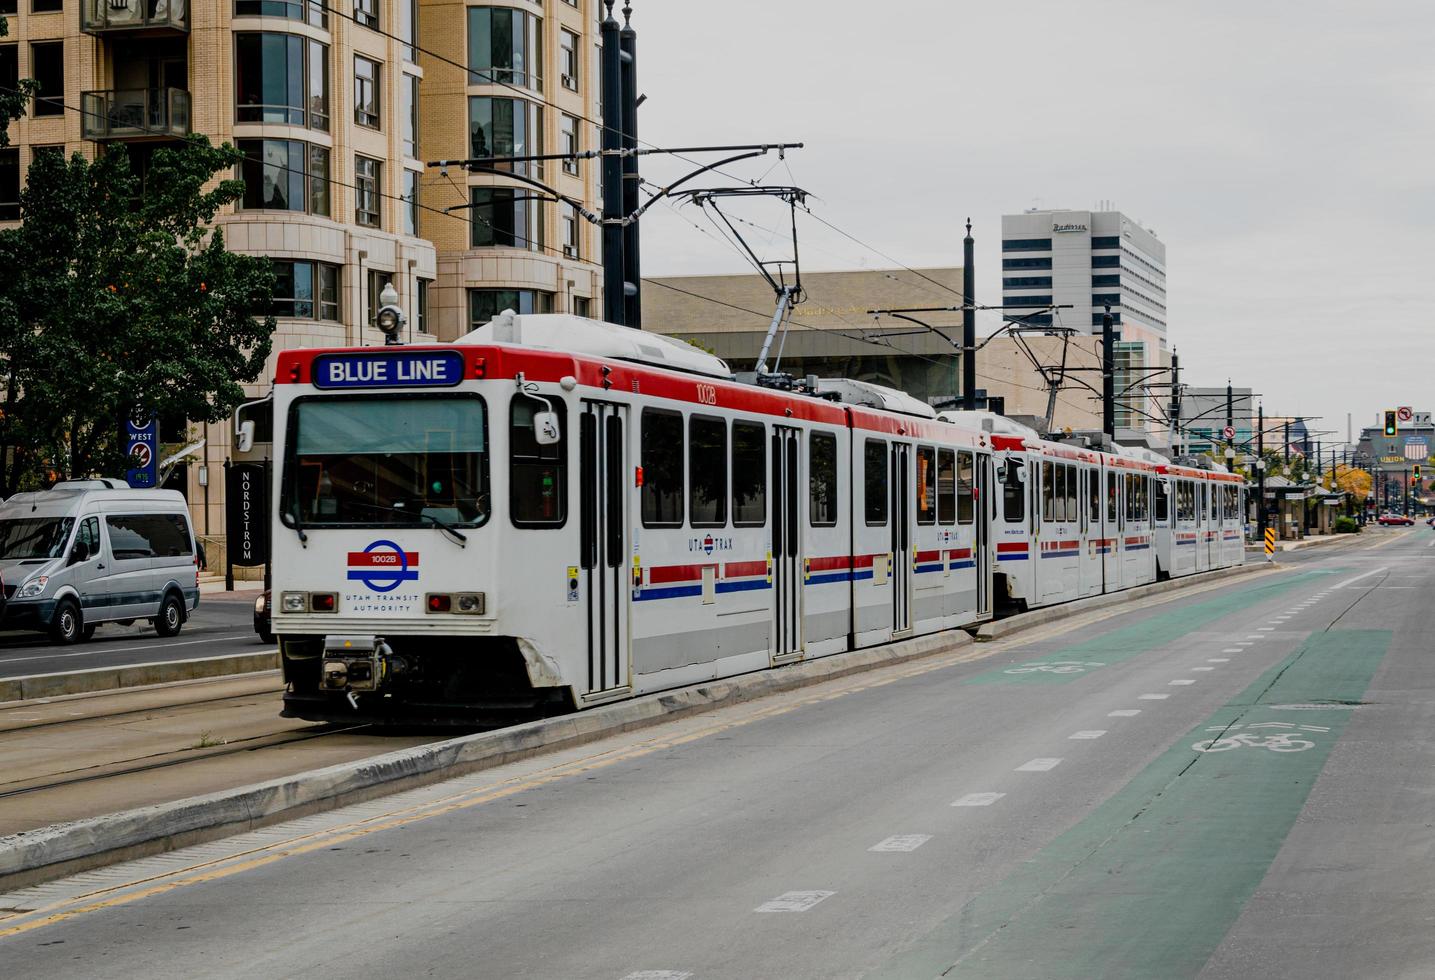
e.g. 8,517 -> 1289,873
254,589 -> 274,645
1377,513 -> 1415,526
0,480 -> 199,644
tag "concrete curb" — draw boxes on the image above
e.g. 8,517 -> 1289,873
0,652 -> 280,704
0,629 -> 971,891
973,563 -> 1272,642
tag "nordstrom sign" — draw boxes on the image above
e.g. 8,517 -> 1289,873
1052,222 -> 1088,233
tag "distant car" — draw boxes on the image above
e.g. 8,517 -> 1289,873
254,589 -> 274,645
1378,513 -> 1415,526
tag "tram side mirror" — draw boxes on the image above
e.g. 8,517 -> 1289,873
69,541 -> 90,565
1014,461 -> 1028,483
236,420 -> 256,454
533,411 -> 561,446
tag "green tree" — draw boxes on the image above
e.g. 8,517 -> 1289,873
0,16 -> 38,148
0,137 -> 276,493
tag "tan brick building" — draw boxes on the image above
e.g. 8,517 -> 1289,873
642,268 -> 1115,434
0,0 -> 603,554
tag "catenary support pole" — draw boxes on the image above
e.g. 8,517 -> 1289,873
1102,305 -> 1115,439
1257,403 -> 1265,537
962,219 -> 976,410
600,1 -> 625,326
619,4 -> 641,328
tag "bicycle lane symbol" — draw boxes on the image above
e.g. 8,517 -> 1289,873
1004,660 -> 1107,676
1192,721 -> 1331,753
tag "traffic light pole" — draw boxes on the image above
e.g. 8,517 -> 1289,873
1256,403 -> 1265,538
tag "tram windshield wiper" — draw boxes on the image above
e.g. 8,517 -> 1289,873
340,499 -> 469,547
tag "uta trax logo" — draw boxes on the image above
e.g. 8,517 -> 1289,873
347,540 -> 420,593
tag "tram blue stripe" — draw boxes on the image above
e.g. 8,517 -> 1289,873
716,579 -> 769,594
806,572 -> 851,585
915,563 -> 944,574
633,585 -> 703,601
997,554 -> 1028,562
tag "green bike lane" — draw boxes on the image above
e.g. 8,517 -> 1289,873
872,626 -> 1392,979
969,567 -> 1338,686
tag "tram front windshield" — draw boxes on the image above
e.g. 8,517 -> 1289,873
286,396 -> 490,528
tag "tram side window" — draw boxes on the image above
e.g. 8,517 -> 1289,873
916,446 -> 936,526
1106,471 -> 1118,523
1154,479 -> 1169,523
1041,461 -> 1054,522
1003,460 -> 1024,523
641,408 -> 684,528
937,448 -> 956,525
864,439 -> 888,525
957,450 -> 974,525
1089,468 -> 1101,523
510,397 -> 567,527
732,420 -> 766,527
689,415 -> 727,528
810,431 -> 839,527
1065,464 -> 1078,522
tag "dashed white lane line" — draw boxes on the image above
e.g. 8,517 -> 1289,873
1235,642 -> 1254,647
1169,679 -> 1196,686
1257,627 -> 1276,632
622,973 -> 693,980
1208,658 -> 1230,663
952,792 -> 1006,807
1191,667 -> 1215,672
1139,693 -> 1171,700
1108,709 -> 1142,717
1246,634 -> 1265,639
869,834 -> 932,853
1016,758 -> 1063,772
1069,730 -> 1107,739
1333,568 -> 1388,589
1222,648 -> 1244,653
755,891 -> 835,913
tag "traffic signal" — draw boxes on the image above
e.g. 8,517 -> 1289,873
1384,410 -> 1398,436
1415,464 -> 1423,480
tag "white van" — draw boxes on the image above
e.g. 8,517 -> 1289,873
0,480 -> 200,644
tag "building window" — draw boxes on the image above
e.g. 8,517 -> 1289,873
469,186 -> 543,251
365,269 -> 392,326
559,29 -> 579,91
399,0 -> 417,61
1001,257 -> 1051,270
0,149 -> 18,221
1091,236 -> 1120,249
1001,238 -> 1051,252
468,96 -> 543,176
1006,294 -> 1052,308
235,34 -> 328,130
272,260 -> 340,320
468,288 -> 552,328
1092,293 -> 1121,306
1091,254 -> 1120,268
354,0 -> 377,29
1090,312 -> 1121,326
560,112 -> 579,175
30,42 -> 63,117
467,6 -> 542,91
1003,276 -> 1051,289
237,139 -> 330,217
402,168 -> 419,236
561,202 -> 579,259
0,45 -> 16,107
355,155 -> 381,227
234,0 -> 327,27
572,296 -> 590,318
31,0 -> 62,13
416,278 -> 430,334
401,72 -> 418,157
0,0 -> 13,13
1091,274 -> 1120,287
354,55 -> 380,128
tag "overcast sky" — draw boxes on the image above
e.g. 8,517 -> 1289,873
631,0 -> 1433,444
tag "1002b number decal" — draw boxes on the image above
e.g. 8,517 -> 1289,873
696,384 -> 718,405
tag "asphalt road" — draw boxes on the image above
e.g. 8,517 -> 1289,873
0,596 -> 266,679
1,528 -> 1430,979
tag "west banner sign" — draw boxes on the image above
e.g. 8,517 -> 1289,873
124,413 -> 159,488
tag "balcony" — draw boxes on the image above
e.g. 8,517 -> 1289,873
81,88 -> 191,141
81,0 -> 188,35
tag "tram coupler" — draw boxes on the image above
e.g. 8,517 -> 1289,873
321,635 -> 408,694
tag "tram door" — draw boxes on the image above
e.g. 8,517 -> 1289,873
891,442 -> 913,634
770,426 -> 802,663
976,452 -> 992,618
579,401 -> 631,699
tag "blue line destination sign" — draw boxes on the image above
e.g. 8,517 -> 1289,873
312,350 -> 465,389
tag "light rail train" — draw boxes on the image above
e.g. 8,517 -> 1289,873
266,313 -> 1244,722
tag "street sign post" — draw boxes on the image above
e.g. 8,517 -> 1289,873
124,414 -> 159,488
1397,406 -> 1413,423
1223,425 -> 1235,440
